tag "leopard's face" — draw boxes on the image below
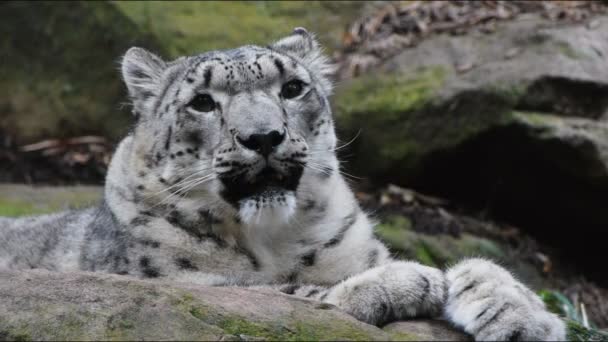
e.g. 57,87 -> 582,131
122,29 -> 337,225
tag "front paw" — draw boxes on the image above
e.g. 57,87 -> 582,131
325,261 -> 446,326
445,258 -> 566,341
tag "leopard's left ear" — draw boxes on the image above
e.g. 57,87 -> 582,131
271,28 -> 335,94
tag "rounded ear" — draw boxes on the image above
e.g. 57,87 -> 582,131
271,27 -> 318,59
121,47 -> 166,101
271,28 -> 335,95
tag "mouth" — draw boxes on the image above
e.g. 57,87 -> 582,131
220,166 -> 303,205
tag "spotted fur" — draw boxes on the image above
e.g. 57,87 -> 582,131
0,28 -> 564,340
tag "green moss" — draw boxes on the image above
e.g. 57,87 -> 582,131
414,243 -> 437,267
566,320 -> 608,342
386,331 -> 420,341
376,214 -> 505,268
171,293 -> 210,322
0,331 -> 31,342
1,2 -> 160,143
335,67 -> 447,120
0,186 -> 101,217
189,306 -> 208,321
556,42 -> 582,60
113,1 -> 365,58
333,66 -> 524,181
217,317 -> 280,339
214,315 -> 385,341
0,199 -> 53,217
512,111 -> 561,127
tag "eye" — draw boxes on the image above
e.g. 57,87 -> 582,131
188,94 -> 216,112
281,80 -> 305,99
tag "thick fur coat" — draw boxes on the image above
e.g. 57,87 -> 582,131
0,29 -> 565,340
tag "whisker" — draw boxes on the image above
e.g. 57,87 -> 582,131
151,174 -> 217,208
146,167 -> 214,197
305,160 -> 364,180
307,129 -> 361,154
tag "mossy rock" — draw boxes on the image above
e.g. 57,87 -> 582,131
375,215 -> 505,268
1,2 -> 367,144
0,270 -> 446,341
0,1 -> 162,143
334,66 -> 517,181
374,213 -> 546,290
113,1 -> 367,58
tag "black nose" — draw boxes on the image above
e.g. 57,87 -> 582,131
237,130 -> 285,157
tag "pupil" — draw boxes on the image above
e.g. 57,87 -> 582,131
283,80 -> 302,99
191,94 -> 214,112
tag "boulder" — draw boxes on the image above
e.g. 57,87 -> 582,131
0,270 -> 471,341
334,15 -> 608,284
0,1 -> 162,144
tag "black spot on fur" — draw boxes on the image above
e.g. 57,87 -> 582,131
305,289 -> 320,297
280,284 -> 300,295
165,126 -> 173,150
367,249 -> 379,268
185,131 -> 204,147
139,256 -> 160,278
140,90 -> 154,100
455,281 -> 477,298
199,210 -> 223,225
303,200 -> 316,210
324,211 -> 358,248
203,66 -> 213,87
286,272 -> 298,283
130,216 -> 151,226
301,250 -> 316,266
175,257 -> 199,271
476,307 -> 490,320
154,69 -> 181,116
477,303 -> 512,333
507,330 -> 523,342
234,245 -> 260,270
139,239 -> 160,248
419,275 -> 430,304
274,58 -> 285,75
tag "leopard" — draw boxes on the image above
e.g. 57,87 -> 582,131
0,28 -> 565,341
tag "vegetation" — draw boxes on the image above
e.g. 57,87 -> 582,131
113,1 -> 365,58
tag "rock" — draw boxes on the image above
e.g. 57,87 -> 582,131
0,2 -> 368,145
0,270 -> 469,341
0,2 -> 162,144
383,320 -> 471,341
334,15 -> 608,284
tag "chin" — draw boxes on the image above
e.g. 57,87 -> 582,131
237,190 -> 297,227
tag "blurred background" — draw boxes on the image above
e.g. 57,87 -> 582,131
1,0 -> 608,330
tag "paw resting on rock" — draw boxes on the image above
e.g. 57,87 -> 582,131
325,261 -> 446,326
445,258 -> 566,341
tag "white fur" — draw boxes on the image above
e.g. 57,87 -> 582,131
0,29 -> 566,341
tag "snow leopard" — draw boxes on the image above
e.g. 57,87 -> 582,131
0,28 -> 565,340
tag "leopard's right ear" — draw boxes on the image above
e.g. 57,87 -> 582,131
121,47 -> 166,103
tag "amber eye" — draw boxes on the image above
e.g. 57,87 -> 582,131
188,94 -> 216,112
281,80 -> 305,99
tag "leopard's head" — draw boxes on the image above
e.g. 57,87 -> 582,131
121,28 -> 338,226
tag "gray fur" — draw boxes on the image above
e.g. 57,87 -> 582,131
0,28 -> 564,341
